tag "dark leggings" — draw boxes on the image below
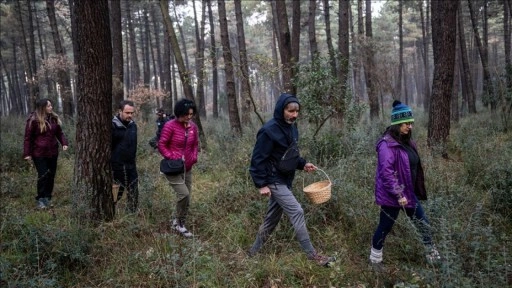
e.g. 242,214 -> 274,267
372,203 -> 433,250
113,167 -> 139,212
32,156 -> 58,201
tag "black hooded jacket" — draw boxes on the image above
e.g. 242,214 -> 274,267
249,93 -> 307,188
111,115 -> 137,170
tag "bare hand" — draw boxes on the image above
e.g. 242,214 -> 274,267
259,186 -> 271,197
62,145 -> 68,151
398,196 -> 408,206
304,163 -> 317,172
24,156 -> 31,161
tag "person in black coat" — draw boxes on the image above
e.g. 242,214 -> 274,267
247,93 -> 335,267
112,100 -> 138,213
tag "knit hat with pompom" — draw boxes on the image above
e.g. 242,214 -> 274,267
390,100 -> 414,125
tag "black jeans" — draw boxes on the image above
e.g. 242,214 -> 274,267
32,156 -> 58,201
372,203 -> 433,250
113,167 -> 139,212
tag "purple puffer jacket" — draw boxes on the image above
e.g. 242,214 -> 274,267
23,113 -> 68,158
158,119 -> 199,172
374,134 -> 427,208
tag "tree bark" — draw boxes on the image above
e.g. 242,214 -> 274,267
504,0 -> 512,92
322,0 -> 337,76
207,0 -> 219,119
458,4 -> 477,114
72,0 -> 114,222
109,0 -> 124,111
467,0 -> 495,109
396,0 -> 404,101
337,0 -> 350,120
218,0 -> 242,135
308,0 -> 318,58
274,0 -> 295,94
125,1 -> 140,90
428,0 -> 459,156
235,0 -> 262,125
192,0 -> 207,118
15,0 -> 37,111
419,0 -> 431,111
365,0 -> 379,120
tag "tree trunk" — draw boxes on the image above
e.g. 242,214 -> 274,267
15,0 -> 37,111
141,9 -> 150,88
192,0 -> 207,118
308,0 -> 318,58
160,0 -> 207,147
125,1 -> 140,89
419,0 -> 431,111
72,0 -> 114,222
235,0 -> 262,125
274,0 -> 295,94
504,0 -> 512,93
322,0 -> 337,76
109,0 -> 124,112
207,0 -> 219,119
396,0 -> 404,101
162,10 -> 172,110
365,0 -> 379,120
150,4 -> 164,92
467,0 -> 495,110
173,3 -> 190,71
46,0 -> 73,118
218,0 -> 242,135
337,0 -> 350,120
428,0 -> 459,157
452,25 -> 460,123
34,3 -> 54,98
458,4 -> 477,114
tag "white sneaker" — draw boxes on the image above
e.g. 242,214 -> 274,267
37,199 -> 47,209
171,219 -> 193,238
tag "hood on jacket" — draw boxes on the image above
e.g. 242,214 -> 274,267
273,93 -> 300,123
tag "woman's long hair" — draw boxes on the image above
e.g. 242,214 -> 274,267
384,124 -> 412,145
33,98 -> 61,133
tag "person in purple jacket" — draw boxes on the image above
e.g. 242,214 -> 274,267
158,98 -> 199,237
23,98 -> 69,209
369,100 -> 440,270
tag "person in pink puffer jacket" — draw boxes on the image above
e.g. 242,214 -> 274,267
158,98 -> 199,237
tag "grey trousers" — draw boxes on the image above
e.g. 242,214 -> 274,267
249,183 -> 316,256
165,170 -> 192,225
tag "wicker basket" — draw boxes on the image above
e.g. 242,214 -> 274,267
303,169 -> 331,204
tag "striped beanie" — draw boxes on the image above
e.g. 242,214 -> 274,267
390,100 -> 414,125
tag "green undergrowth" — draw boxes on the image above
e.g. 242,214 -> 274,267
1,110 -> 511,287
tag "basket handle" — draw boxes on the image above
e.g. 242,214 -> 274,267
302,168 -> 331,189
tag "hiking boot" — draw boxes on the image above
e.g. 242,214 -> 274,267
308,253 -> 336,267
37,199 -> 47,209
426,245 -> 441,264
171,219 -> 193,238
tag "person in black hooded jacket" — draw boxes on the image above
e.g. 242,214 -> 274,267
247,93 -> 335,267
112,100 -> 138,213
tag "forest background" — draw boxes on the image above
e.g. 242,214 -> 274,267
0,0 -> 511,287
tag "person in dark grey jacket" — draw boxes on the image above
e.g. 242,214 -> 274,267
369,101 -> 440,271
112,100 -> 138,213
247,93 -> 335,267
